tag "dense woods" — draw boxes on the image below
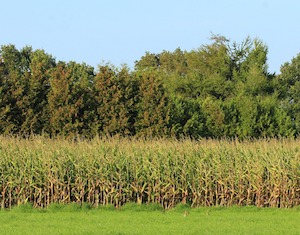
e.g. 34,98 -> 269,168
1,35 -> 300,138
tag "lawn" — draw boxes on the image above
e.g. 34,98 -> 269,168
0,204 -> 299,235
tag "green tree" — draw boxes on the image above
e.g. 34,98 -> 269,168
277,53 -> 300,134
134,69 -> 170,137
201,96 -> 225,137
20,49 -> 55,134
92,64 -> 138,136
47,61 -> 94,137
134,52 -> 160,71
174,35 -> 233,100
168,96 -> 205,138
0,45 -> 32,134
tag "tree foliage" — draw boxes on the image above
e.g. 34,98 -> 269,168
0,35 -> 300,138
92,65 -> 138,136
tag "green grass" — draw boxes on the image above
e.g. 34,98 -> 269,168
0,204 -> 300,234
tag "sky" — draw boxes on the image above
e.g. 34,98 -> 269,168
1,0 -> 300,74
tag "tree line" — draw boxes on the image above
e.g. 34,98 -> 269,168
1,35 -> 300,138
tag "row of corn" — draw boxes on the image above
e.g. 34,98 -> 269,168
0,136 -> 299,209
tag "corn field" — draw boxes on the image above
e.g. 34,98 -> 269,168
0,136 -> 299,209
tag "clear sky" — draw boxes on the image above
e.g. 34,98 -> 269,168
1,0 -> 300,74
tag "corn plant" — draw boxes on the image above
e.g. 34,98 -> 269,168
0,136 -> 299,209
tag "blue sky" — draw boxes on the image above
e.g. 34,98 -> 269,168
1,0 -> 300,74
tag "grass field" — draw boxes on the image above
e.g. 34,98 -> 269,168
0,204 -> 300,235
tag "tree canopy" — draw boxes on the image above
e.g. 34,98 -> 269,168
0,35 -> 299,138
